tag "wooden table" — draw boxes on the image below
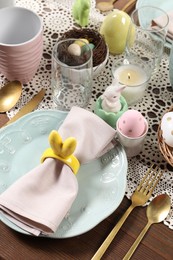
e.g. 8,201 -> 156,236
0,157 -> 172,260
0,0 -> 173,259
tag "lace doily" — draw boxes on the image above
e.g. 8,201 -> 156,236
1,0 -> 173,229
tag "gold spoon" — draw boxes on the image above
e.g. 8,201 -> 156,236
123,194 -> 171,260
96,0 -> 116,12
96,0 -> 136,12
0,81 -> 22,113
121,0 -> 136,12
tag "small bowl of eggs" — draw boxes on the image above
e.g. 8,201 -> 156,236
158,107 -> 173,167
60,28 -> 109,77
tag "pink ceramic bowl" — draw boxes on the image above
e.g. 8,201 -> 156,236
0,49 -> 43,66
0,7 -> 43,83
0,33 -> 43,55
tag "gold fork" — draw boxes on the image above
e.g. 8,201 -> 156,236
91,165 -> 163,260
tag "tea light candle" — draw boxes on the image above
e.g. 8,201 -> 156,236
113,64 -> 149,105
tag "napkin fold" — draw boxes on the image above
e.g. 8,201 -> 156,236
153,10 -> 173,43
0,107 -> 116,236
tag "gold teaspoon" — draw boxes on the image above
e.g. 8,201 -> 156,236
123,194 -> 171,260
96,0 -> 136,12
96,0 -> 116,12
0,81 -> 22,113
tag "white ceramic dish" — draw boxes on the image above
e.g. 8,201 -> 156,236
0,110 -> 127,238
0,0 -> 15,9
0,7 -> 42,45
136,0 -> 173,49
93,45 -> 109,77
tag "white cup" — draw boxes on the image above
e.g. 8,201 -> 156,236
116,117 -> 148,157
0,0 -> 15,8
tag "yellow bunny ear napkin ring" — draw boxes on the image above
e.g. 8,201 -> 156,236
41,130 -> 80,175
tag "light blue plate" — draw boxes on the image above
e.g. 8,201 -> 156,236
0,110 -> 127,238
136,0 -> 173,49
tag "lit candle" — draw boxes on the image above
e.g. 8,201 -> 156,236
113,64 -> 150,105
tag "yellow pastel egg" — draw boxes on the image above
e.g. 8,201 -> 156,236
74,38 -> 89,47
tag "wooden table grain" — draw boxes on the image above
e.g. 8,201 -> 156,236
0,121 -> 172,259
0,1 -> 173,258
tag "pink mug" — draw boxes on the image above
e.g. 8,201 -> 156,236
0,7 -> 43,83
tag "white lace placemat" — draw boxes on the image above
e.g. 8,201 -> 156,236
0,0 -> 173,229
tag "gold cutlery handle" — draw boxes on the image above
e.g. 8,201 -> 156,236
122,0 -> 136,13
123,222 -> 151,260
91,204 -> 135,260
3,89 -> 46,127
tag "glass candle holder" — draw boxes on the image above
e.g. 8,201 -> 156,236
112,57 -> 151,105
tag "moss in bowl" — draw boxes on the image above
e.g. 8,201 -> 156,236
94,95 -> 128,128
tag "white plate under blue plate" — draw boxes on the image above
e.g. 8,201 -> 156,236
0,110 -> 127,238
136,0 -> 173,49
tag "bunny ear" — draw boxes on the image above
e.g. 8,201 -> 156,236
61,137 -> 77,158
41,131 -> 79,174
49,130 -> 62,156
111,77 -> 119,86
48,130 -> 77,158
116,85 -> 126,93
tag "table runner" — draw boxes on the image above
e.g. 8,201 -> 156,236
0,0 -> 172,230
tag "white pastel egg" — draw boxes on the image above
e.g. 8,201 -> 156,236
67,43 -> 81,56
161,112 -> 173,147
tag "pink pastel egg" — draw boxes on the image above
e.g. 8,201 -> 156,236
118,109 -> 146,138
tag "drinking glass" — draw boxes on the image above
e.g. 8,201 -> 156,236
51,38 -> 93,111
125,6 -> 169,74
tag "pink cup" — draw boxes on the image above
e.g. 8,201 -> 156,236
0,7 -> 43,83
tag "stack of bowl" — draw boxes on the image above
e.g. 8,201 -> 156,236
0,7 -> 43,84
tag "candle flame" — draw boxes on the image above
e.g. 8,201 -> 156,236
128,73 -> 131,80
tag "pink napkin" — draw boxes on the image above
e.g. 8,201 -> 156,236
153,10 -> 173,42
0,107 -> 116,236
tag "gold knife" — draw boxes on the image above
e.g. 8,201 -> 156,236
3,88 -> 46,127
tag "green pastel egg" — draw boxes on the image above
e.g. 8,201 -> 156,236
81,43 -> 95,53
88,43 -> 95,50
